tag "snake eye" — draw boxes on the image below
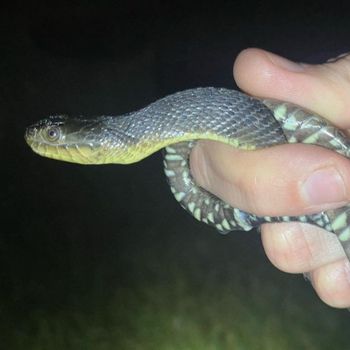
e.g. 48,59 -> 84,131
46,126 -> 61,142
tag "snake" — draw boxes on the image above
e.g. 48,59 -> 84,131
25,87 -> 350,261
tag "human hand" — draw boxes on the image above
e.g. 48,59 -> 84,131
190,48 -> 350,308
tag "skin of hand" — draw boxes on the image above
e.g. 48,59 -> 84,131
190,48 -> 350,308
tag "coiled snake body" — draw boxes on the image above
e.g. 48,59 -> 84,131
25,87 -> 350,260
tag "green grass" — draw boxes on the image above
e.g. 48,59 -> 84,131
2,225 -> 349,349
6,268 -> 349,349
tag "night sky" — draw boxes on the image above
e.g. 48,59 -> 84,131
2,1 -> 350,346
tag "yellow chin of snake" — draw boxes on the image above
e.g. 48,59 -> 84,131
28,133 -> 257,165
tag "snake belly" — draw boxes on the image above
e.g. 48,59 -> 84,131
25,87 -> 350,259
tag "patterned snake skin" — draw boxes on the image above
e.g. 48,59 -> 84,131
25,87 -> 350,260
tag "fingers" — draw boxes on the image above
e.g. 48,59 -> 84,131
191,138 -> 350,307
190,142 -> 350,216
233,48 -> 350,128
261,224 -> 350,308
190,48 -> 350,307
232,48 -> 350,308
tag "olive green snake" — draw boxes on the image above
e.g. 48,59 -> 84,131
25,87 -> 350,261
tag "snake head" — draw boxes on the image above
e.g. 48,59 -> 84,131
25,115 -> 67,143
25,115 -> 107,164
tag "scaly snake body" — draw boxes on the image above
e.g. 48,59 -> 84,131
25,87 -> 350,260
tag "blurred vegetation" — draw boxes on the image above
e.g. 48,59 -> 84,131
1,224 -> 348,350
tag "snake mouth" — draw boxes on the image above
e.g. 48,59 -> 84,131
25,137 -> 67,161
24,126 -> 35,143
24,127 -> 54,154
24,128 -> 41,154
26,136 -> 102,164
28,141 -> 103,164
25,132 -> 109,165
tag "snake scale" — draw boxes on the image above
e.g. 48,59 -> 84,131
25,87 -> 350,261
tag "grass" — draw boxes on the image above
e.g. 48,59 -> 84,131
5,267 -> 349,349
2,224 -> 349,349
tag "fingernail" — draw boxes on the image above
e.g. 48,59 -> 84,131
267,52 -> 305,72
301,167 -> 347,206
326,52 -> 350,63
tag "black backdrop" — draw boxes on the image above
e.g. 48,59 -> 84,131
1,0 -> 350,345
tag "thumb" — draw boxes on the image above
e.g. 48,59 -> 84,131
190,142 -> 350,217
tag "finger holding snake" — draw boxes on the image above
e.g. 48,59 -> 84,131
192,49 -> 350,307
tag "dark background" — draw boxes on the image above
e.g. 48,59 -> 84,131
2,1 -> 350,346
